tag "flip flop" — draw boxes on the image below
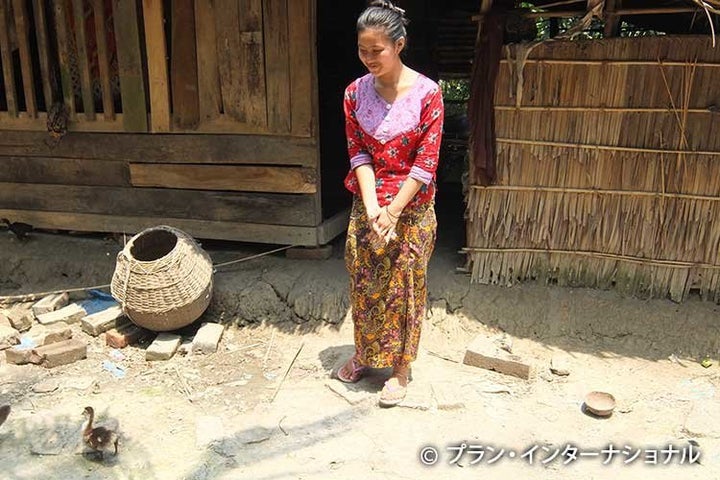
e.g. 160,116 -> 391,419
378,378 -> 407,407
336,356 -> 366,383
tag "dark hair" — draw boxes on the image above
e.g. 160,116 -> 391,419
357,1 -> 409,44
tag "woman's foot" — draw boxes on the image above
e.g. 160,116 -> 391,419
336,355 -> 366,383
378,366 -> 411,407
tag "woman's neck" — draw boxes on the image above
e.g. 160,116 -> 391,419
375,64 -> 406,90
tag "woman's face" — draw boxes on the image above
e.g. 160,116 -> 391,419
357,28 -> 404,78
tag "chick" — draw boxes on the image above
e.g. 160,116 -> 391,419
81,406 -> 119,460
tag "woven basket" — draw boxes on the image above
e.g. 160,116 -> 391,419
111,226 -> 213,332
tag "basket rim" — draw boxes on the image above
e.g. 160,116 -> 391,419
121,225 -> 191,265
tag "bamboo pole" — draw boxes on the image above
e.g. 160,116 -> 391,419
495,138 -> 720,156
469,185 -> 720,202
498,59 -> 720,68
494,105 -> 714,113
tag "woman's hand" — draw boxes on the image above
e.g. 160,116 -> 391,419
365,203 -> 382,223
372,206 -> 399,244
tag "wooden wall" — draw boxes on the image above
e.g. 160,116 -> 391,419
0,0 -> 335,246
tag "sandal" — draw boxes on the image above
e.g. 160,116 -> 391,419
378,370 -> 411,407
336,355 -> 366,383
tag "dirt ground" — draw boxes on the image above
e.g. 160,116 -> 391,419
1,203 -> 720,479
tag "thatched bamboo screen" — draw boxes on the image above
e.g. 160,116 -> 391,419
464,36 -> 720,302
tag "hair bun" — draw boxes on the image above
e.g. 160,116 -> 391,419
369,0 -> 406,17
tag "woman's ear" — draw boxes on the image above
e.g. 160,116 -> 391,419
395,36 -> 406,54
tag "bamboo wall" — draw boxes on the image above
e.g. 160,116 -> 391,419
0,1 -> 340,246
465,36 -> 720,302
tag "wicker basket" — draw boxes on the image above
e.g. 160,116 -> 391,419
111,226 -> 213,332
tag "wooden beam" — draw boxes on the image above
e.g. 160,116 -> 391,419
263,0 -> 291,133
112,0 -> 148,132
0,155 -> 130,186
93,0 -> 115,120
71,0 -> 95,120
0,111 -> 124,131
170,0 -> 199,129
0,182 -> 318,226
194,0 -> 221,122
52,0 -> 75,115
604,0 -> 621,37
0,130 -> 318,166
0,209 -> 320,245
142,0 -> 171,132
32,0 -> 54,109
129,164 -> 317,194
506,6 -> 701,19
317,207 -> 350,245
12,0 -> 37,117
0,0 -> 18,116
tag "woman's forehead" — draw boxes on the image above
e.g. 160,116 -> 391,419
358,28 -> 392,46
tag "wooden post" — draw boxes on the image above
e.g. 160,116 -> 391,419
12,0 -> 37,117
263,0 -> 291,133
113,0 -> 148,132
53,0 -> 76,115
170,0 -> 200,129
194,0 -> 221,122
604,0 -> 621,37
32,0 -> 55,109
142,0 -> 171,132
71,0 -> 96,120
0,0 -> 18,116
93,0 -> 115,120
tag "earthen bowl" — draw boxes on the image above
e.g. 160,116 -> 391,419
583,391 -> 616,417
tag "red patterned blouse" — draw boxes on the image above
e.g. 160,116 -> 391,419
343,73 -> 444,208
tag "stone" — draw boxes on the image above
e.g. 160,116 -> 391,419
146,333 -> 182,361
32,379 -> 60,393
81,306 -> 126,336
4,305 -> 34,332
463,335 -> 536,380
31,293 -> 69,316
550,354 -> 571,376
23,322 -> 72,347
325,381 -> 372,405
35,303 -> 86,326
196,416 -> 225,448
285,244 -> 333,260
684,399 -> 720,438
431,383 -> 465,410
399,382 -> 434,411
0,324 -> 19,350
191,323 -> 225,354
106,323 -> 153,349
28,339 -> 87,368
5,346 -> 34,365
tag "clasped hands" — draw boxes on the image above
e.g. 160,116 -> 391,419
367,204 -> 400,245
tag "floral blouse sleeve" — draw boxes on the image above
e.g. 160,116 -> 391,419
409,87 -> 444,185
344,84 -> 372,171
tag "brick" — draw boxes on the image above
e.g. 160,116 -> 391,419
106,323 -> 153,349
28,339 -> 87,368
191,323 -> 225,354
31,293 -> 69,316
36,303 -> 86,326
285,245 -> 333,260
0,324 -> 19,350
4,304 -> 34,332
23,322 -> 72,347
146,333 -> 182,361
463,335 -> 536,380
81,306 -> 127,336
6,346 -> 34,365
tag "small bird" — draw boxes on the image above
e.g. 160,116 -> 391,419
2,218 -> 33,241
0,405 -> 10,427
81,406 -> 119,460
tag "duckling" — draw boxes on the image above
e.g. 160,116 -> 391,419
0,405 -> 9,427
81,406 -> 119,460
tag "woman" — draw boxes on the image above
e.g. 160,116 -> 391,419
336,0 -> 444,407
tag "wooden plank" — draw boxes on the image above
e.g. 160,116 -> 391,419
0,209 -> 319,245
129,164 -> 317,193
0,156 -> 130,186
33,0 -> 55,109
141,0 -> 170,132
288,0 -> 313,136
170,0 -> 199,129
0,111 -> 124,131
52,0 -> 75,115
317,207 -> 350,245
263,0 -> 291,133
0,182 -> 317,226
0,0 -> 17,116
12,0 -> 37,117
92,0 -> 115,120
0,130 -> 318,166
215,0 -> 266,125
71,0 -> 95,120
604,0 -> 621,38
194,0 -> 221,122
112,0 -> 148,132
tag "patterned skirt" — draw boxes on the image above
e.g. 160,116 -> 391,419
344,196 -> 437,369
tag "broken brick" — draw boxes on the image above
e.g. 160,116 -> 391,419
31,293 -> 69,316
106,323 -> 153,349
146,333 -> 182,361
28,339 -> 87,368
81,306 -> 127,336
463,335 -> 536,380
191,323 -> 225,354
36,303 -> 86,326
